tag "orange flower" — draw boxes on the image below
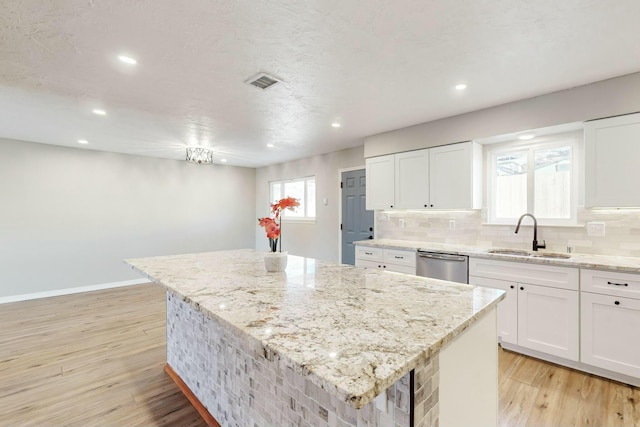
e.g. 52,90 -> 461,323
271,196 -> 300,217
259,197 -> 299,251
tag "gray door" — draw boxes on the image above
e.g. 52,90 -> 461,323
341,169 -> 374,265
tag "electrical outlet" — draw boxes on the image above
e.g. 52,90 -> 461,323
449,219 -> 456,230
587,221 -> 606,237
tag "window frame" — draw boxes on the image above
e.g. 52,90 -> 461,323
269,176 -> 316,222
486,134 -> 580,226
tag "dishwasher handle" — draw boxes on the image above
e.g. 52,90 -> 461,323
417,252 -> 467,262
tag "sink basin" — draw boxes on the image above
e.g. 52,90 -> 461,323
531,252 -> 572,259
487,249 -> 572,259
487,249 -> 531,256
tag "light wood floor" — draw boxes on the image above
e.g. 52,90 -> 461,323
0,284 -> 637,427
499,344 -> 639,427
0,284 -> 206,427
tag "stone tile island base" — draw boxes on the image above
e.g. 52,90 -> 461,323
167,293 -> 439,427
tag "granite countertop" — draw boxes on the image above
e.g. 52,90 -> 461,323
356,239 -> 640,274
126,249 -> 504,409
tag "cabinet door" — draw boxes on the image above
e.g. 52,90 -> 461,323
394,149 -> 429,209
469,276 -> 518,345
517,284 -> 579,361
429,141 -> 480,209
384,264 -> 416,275
581,292 -> 640,378
355,259 -> 382,269
585,112 -> 640,207
365,155 -> 395,210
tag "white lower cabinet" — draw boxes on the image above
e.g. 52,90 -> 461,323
517,283 -> 579,360
355,246 -> 416,275
580,269 -> 640,379
468,276 -> 517,345
469,257 -> 579,362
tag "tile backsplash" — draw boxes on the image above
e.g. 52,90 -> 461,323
376,208 -> 640,257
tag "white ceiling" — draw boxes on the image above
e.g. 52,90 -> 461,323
1,1 -> 640,167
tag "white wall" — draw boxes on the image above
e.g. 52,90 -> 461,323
255,146 -> 364,262
365,71 -> 640,158
0,138 -> 256,298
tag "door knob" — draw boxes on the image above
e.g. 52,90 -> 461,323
369,227 -> 373,232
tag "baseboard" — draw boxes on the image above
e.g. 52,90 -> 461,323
164,364 -> 220,427
0,278 -> 150,304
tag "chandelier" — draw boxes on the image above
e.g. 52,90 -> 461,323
186,147 -> 214,164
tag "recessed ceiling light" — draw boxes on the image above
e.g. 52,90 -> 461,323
118,55 -> 137,65
220,159 -> 228,163
266,143 -> 274,148
331,123 -> 341,128
92,109 -> 106,116
78,139 -> 88,144
455,83 -> 467,90
518,134 -> 535,140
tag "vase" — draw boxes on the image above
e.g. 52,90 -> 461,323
264,251 -> 288,272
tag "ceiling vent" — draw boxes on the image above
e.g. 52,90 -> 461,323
245,72 -> 281,90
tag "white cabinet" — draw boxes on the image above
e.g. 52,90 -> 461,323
365,154 -> 395,210
355,246 -> 416,275
365,141 -> 481,210
585,112 -> 640,207
469,257 -> 579,361
394,149 -> 430,209
580,269 -> 640,379
517,283 -> 579,360
468,276 -> 518,345
429,142 -> 482,209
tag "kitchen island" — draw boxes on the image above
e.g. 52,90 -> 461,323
127,249 -> 504,427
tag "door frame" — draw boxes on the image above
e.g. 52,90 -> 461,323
337,165 -> 366,264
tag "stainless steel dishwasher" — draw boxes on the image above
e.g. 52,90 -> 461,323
416,250 -> 469,284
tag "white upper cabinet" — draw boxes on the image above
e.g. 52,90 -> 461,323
585,112 -> 640,207
394,149 -> 430,209
429,142 -> 482,209
365,141 -> 482,210
365,154 -> 395,210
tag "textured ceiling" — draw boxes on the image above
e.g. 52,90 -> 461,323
1,0 -> 640,167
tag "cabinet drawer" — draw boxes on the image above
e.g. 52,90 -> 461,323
581,269 -> 640,300
383,249 -> 416,267
469,257 -> 578,291
355,246 -> 383,262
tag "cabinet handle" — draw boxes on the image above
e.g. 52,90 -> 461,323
424,204 -> 428,208
615,301 -> 621,305
365,252 -> 373,255
520,286 -> 524,291
378,265 -> 381,268
383,265 -> 386,268
607,281 -> 629,287
394,256 -> 404,259
510,285 -> 515,289
430,204 -> 434,207
390,205 -> 394,208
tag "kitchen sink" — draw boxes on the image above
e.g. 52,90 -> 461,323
487,249 -> 531,256
531,252 -> 572,259
487,249 -> 572,259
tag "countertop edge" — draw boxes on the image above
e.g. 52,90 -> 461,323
355,239 -> 640,274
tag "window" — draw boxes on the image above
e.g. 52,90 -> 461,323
487,132 -> 580,225
270,176 -> 316,220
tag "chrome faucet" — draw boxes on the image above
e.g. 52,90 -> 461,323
514,213 -> 546,251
